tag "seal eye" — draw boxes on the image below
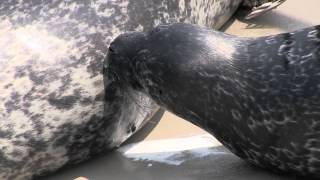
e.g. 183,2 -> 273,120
149,25 -> 169,36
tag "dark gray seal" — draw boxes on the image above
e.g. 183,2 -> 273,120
106,23 -> 320,178
0,0 -> 284,179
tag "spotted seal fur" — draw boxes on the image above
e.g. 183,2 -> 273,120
0,0 -> 284,179
107,23 -> 320,177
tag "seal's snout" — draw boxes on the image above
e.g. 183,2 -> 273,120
108,32 -> 146,56
106,31 -> 146,72
105,32 -> 146,86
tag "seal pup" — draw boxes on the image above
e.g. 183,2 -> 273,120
0,0 -> 285,179
106,23 -> 320,177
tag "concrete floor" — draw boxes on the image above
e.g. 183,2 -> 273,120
40,0 -> 320,179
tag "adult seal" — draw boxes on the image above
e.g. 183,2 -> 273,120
106,23 -> 320,178
0,0 -> 284,179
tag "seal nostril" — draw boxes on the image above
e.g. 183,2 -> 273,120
131,125 -> 136,132
158,89 -> 163,95
109,47 -> 114,53
127,124 -> 136,133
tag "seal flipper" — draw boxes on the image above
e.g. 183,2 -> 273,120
242,0 -> 286,19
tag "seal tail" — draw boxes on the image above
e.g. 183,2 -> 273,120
103,65 -> 159,148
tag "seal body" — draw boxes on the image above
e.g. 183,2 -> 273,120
107,23 -> 320,177
0,0 -> 261,179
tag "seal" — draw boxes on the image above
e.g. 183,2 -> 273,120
0,0 -> 285,179
106,23 -> 320,178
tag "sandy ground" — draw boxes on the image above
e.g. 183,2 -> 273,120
40,0 -> 320,179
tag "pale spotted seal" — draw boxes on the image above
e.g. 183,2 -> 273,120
106,23 -> 320,177
0,0 -> 284,179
